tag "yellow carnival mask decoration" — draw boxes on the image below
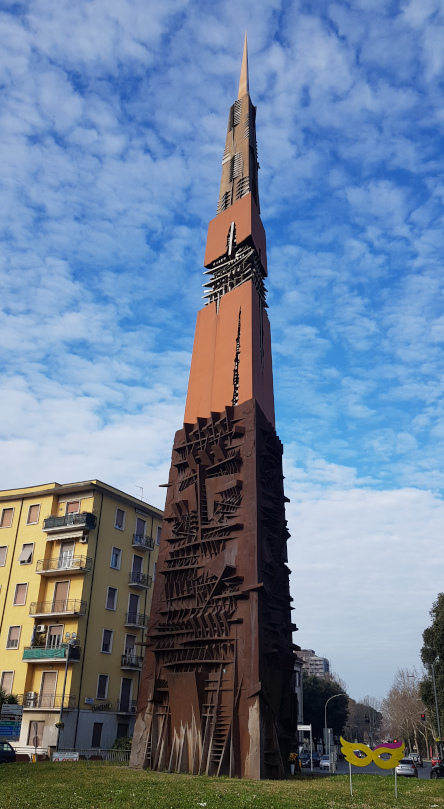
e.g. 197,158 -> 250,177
340,737 -> 405,770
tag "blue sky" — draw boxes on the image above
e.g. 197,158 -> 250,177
2,0 -> 444,702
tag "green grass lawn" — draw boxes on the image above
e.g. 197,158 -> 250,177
2,763 -> 443,809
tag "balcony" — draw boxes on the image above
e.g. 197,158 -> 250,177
30,599 -> 87,618
132,534 -> 155,551
43,512 -> 97,534
116,699 -> 137,714
23,644 -> 81,663
23,692 -> 76,710
36,556 -> 92,575
121,652 -> 144,670
125,611 -> 149,628
128,572 -> 152,590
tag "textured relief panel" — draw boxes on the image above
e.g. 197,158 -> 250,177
130,399 -> 297,779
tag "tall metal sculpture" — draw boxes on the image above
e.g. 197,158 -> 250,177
130,36 -> 297,780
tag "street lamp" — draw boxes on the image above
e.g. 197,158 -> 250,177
431,662 -> 443,760
324,693 -> 346,773
55,632 -> 77,752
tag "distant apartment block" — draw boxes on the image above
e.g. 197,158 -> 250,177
300,649 -> 330,679
0,479 -> 162,753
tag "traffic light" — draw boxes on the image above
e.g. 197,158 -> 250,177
421,713 -> 426,721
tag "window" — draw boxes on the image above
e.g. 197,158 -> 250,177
115,508 -> 125,530
28,721 -> 44,747
0,547 -> 7,567
26,504 -> 40,525
91,722 -> 103,748
156,525 -> 161,545
132,555 -> 142,575
135,517 -> 146,537
18,543 -> 34,565
117,722 -> 129,738
6,626 -> 20,649
13,583 -> 28,606
66,500 -> 80,514
96,674 -> 109,700
0,671 -> 14,695
101,629 -> 113,654
0,509 -> 14,529
124,634 -> 136,653
106,587 -> 117,611
110,547 -> 121,570
153,562 -> 157,581
47,626 -> 63,649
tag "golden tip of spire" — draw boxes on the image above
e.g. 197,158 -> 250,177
238,31 -> 249,99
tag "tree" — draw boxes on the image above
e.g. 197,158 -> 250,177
420,592 -> 444,750
302,674 -> 349,741
0,689 -> 18,706
382,668 -> 430,756
344,696 -> 382,745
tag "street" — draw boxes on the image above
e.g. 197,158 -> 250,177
318,759 -> 433,780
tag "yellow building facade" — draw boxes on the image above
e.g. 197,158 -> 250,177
0,479 -> 161,753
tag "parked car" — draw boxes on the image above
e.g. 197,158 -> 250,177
0,742 -> 16,764
431,754 -> 442,767
410,752 -> 423,767
319,754 -> 330,770
299,752 -> 311,767
311,752 -> 321,767
395,758 -> 418,778
430,763 -> 444,779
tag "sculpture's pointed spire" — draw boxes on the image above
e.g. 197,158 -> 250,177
238,32 -> 249,98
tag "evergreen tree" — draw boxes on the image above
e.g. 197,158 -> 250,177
420,592 -> 444,738
302,674 -> 349,740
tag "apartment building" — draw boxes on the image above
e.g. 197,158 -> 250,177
0,479 -> 161,753
299,649 -> 330,679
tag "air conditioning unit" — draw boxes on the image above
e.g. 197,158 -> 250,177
26,691 -> 37,707
130,705 -> 137,714
79,536 -> 88,544
36,625 -> 47,633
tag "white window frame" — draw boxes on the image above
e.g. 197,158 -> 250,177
110,547 -> 122,570
6,626 -> 21,650
106,586 -> 117,611
18,543 -> 34,565
156,525 -> 161,545
65,500 -> 80,515
26,504 -> 41,525
0,508 -> 14,529
0,546 -> 7,567
0,671 -> 14,694
13,582 -> 28,607
124,633 -> 137,653
101,629 -> 114,655
96,674 -> 109,700
115,508 -> 125,530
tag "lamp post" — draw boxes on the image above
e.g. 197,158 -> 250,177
324,693 -> 346,773
56,632 -> 77,752
431,662 -> 443,760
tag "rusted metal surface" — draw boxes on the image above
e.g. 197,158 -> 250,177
130,401 -> 297,778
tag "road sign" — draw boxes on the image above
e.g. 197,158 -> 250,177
297,724 -> 312,731
0,720 -> 21,740
1,705 -> 23,717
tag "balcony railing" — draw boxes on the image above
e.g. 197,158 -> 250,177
30,599 -> 87,617
128,572 -> 152,589
43,512 -> 97,532
121,652 -> 144,670
116,699 -> 137,714
23,693 -> 76,709
36,556 -> 92,574
23,644 -> 81,662
132,534 -> 155,551
125,611 -> 149,628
